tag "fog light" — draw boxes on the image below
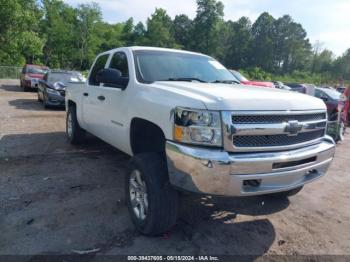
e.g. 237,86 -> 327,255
243,179 -> 262,187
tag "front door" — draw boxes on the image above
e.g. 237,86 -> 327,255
92,51 -> 131,153
82,53 -> 110,136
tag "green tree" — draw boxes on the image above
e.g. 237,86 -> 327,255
192,0 -> 224,55
95,22 -> 125,51
311,43 -> 334,74
0,0 -> 43,65
133,22 -> 147,45
273,15 -> 312,74
333,49 -> 350,81
250,12 -> 276,71
220,17 -> 252,69
75,3 -> 102,69
145,8 -> 177,48
173,15 -> 192,49
41,0 -> 77,68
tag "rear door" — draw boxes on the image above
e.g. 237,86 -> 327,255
82,54 -> 110,134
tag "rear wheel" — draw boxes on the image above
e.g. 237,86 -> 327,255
66,105 -> 86,144
126,153 -> 178,236
267,186 -> 303,198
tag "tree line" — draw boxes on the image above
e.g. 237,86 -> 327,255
1,0 -> 349,83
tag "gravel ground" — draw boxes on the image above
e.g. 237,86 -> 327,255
1,79 -> 350,258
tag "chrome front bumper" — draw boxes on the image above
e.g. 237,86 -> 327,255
166,137 -> 335,196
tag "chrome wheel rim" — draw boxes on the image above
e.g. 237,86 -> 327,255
67,112 -> 73,138
129,170 -> 148,221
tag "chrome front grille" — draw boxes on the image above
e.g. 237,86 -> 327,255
232,113 -> 326,124
232,129 -> 325,148
222,110 -> 327,152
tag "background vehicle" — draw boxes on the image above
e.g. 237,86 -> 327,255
314,87 -> 341,119
38,70 -> 84,108
273,81 -> 291,90
336,86 -> 346,93
66,47 -> 335,236
20,64 -> 49,91
314,87 -> 343,141
285,83 -> 307,93
230,70 -> 275,88
340,86 -> 350,127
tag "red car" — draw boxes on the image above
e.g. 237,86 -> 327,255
230,70 -> 275,88
20,64 -> 49,91
341,85 -> 350,125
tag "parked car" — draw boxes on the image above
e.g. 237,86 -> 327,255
230,70 -> 275,88
273,81 -> 291,90
285,83 -> 307,93
314,87 -> 343,141
314,87 -> 341,119
20,64 -> 49,91
340,85 -> 350,127
38,70 -> 85,108
336,86 -> 346,93
66,46 -> 335,235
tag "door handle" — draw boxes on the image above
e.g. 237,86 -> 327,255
83,92 -> 88,96
97,95 -> 105,101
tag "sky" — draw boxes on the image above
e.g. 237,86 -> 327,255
64,0 -> 350,57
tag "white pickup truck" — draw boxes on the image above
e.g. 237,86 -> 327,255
66,46 -> 335,235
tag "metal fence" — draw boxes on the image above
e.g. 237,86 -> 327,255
0,66 -> 22,79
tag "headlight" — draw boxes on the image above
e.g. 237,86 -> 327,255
174,107 -> 222,146
24,75 -> 32,81
46,88 -> 60,95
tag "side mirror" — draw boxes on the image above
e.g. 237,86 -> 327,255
96,68 -> 126,88
321,96 -> 329,102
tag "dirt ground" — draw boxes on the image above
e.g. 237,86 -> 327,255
1,79 -> 350,257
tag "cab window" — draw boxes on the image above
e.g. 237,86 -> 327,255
89,54 -> 109,86
107,52 -> 129,89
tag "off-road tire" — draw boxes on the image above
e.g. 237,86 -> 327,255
66,105 -> 86,144
126,153 -> 178,236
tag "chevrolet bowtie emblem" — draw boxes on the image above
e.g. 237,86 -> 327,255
285,120 -> 303,136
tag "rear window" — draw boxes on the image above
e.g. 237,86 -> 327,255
26,66 -> 48,75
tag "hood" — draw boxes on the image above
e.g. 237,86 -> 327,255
27,73 -> 44,79
150,81 -> 326,111
241,80 -> 274,88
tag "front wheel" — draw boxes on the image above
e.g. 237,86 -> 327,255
66,105 -> 86,144
126,153 -> 178,236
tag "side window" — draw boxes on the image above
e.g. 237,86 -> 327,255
44,73 -> 48,81
89,54 -> 109,86
109,52 -> 129,77
315,90 -> 328,100
315,89 -> 321,98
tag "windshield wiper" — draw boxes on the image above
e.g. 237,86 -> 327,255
159,77 -> 208,83
211,80 -> 240,84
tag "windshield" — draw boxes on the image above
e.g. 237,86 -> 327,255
133,50 -> 236,83
27,66 -> 47,75
230,70 -> 248,82
48,72 -> 84,84
319,88 -> 341,100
